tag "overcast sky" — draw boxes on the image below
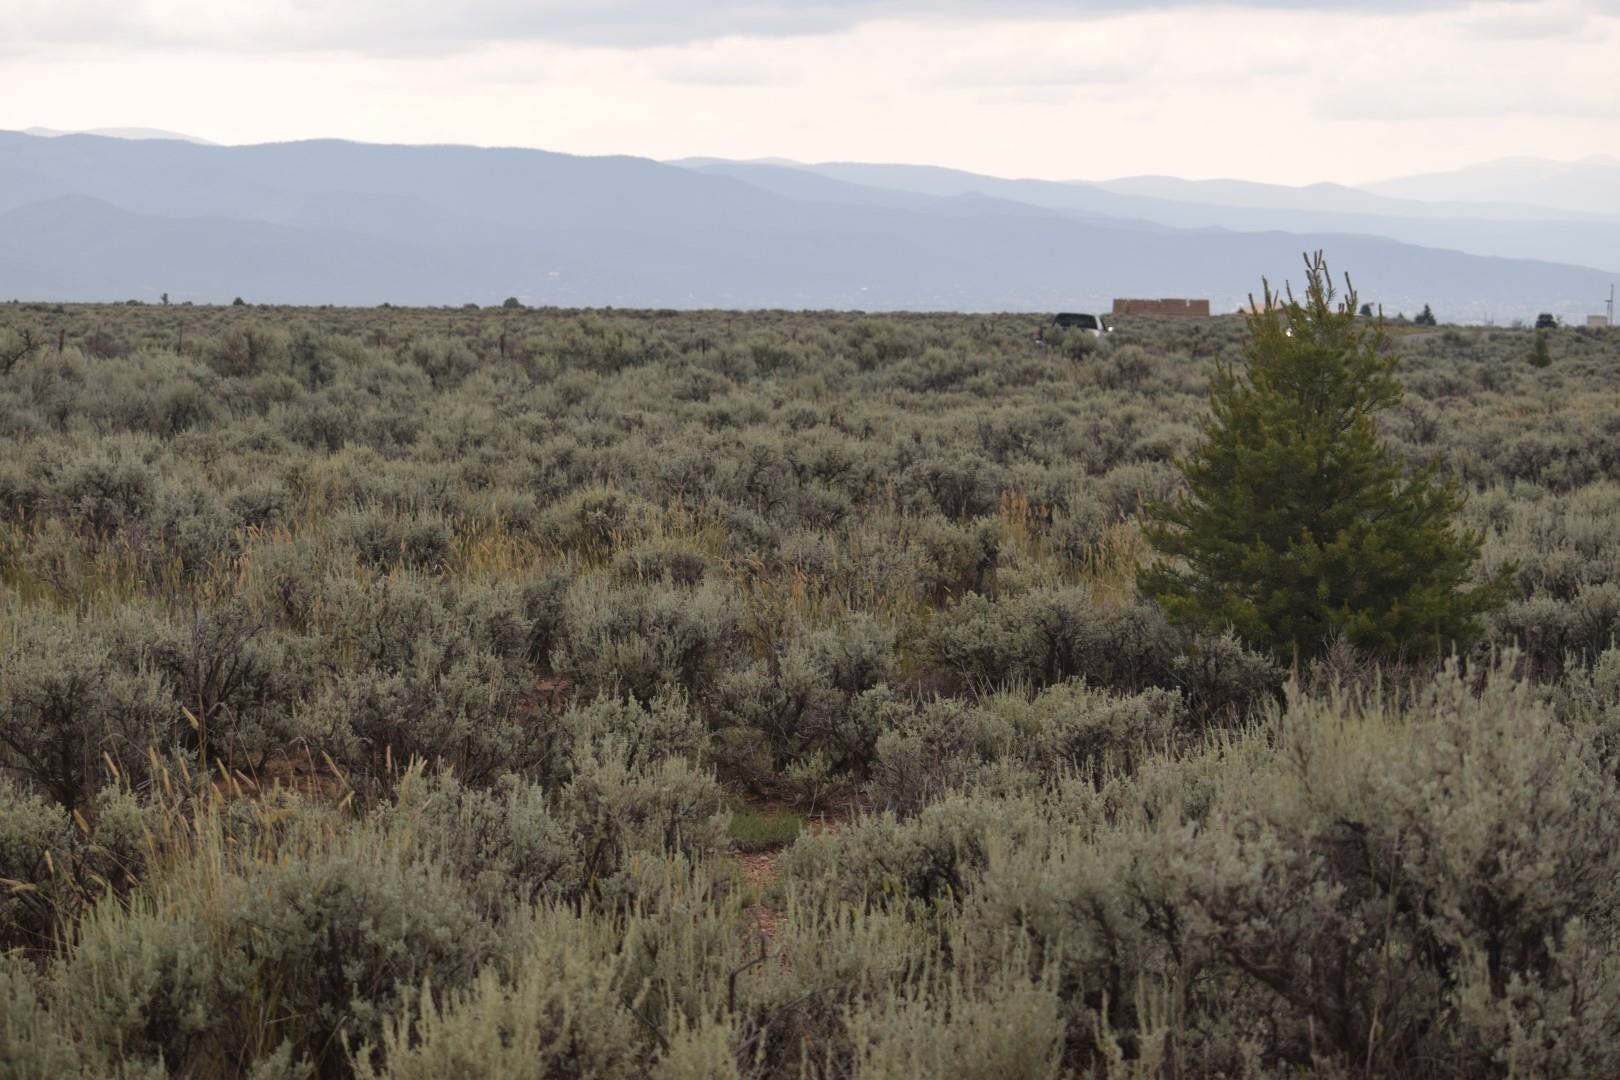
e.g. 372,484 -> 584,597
3,0 -> 1617,185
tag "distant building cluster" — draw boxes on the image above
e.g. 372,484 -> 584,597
1112,297 -> 1211,318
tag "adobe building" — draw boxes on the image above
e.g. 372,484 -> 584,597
1112,298 -> 1211,318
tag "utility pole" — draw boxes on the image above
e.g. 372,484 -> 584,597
1608,284 -> 1615,327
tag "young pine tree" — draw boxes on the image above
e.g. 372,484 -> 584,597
1530,327 -> 1552,368
1140,253 -> 1510,663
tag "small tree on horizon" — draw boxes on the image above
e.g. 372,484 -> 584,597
1415,303 -> 1438,326
1140,252 -> 1511,664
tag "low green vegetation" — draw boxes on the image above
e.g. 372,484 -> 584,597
727,806 -> 806,852
1,295 -> 1618,1078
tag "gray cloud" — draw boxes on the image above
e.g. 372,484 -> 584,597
655,57 -> 795,86
940,57 -> 1138,89
1461,0 -> 1599,38
10,0 -> 1558,53
1319,82 -> 1620,122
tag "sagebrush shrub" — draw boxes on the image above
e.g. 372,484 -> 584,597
4,302 -> 1619,1078
0,608 -> 171,807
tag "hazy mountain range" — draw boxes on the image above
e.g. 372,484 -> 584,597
1364,156 -> 1620,218
21,126 -> 219,145
2,129 -> 1615,320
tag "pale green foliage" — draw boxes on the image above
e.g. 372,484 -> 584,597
0,607 -> 172,808
2,302 -> 1619,1078
847,963 -> 1065,1080
0,954 -> 90,1080
356,909 -> 644,1079
554,577 -> 743,704
0,778 -> 80,949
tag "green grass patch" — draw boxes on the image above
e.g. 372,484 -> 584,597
729,807 -> 805,852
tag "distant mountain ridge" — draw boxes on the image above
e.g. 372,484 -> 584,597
692,159 -> 1620,274
0,130 -> 1613,319
1083,174 -> 1610,222
22,126 -> 216,145
1365,156 -> 1620,217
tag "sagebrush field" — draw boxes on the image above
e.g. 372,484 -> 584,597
3,300 -> 1619,1078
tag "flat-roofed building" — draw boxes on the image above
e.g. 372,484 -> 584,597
1112,298 -> 1210,318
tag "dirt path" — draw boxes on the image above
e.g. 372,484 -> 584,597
735,797 -> 858,956
739,850 -> 785,953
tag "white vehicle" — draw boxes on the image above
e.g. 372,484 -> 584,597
1050,312 -> 1112,337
